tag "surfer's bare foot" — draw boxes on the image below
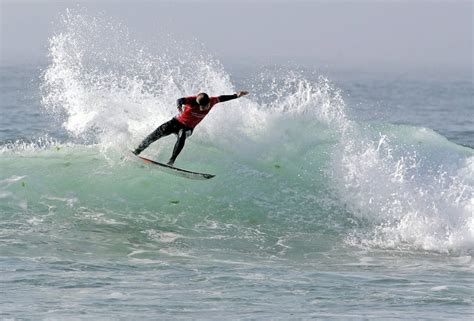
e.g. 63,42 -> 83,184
167,160 -> 175,166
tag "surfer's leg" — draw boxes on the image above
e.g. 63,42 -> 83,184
167,128 -> 192,166
133,119 -> 177,155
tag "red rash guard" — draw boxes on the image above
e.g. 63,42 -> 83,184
175,94 -> 237,128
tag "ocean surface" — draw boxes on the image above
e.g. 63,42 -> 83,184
1,10 -> 473,320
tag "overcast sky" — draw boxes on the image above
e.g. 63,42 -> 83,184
0,0 -> 472,73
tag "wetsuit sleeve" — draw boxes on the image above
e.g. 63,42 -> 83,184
217,94 -> 238,103
177,97 -> 187,106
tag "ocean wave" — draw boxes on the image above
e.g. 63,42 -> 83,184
2,9 -> 472,256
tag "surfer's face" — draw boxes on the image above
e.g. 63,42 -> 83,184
199,103 -> 211,111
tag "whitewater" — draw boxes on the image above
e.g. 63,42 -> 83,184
1,10 -> 473,320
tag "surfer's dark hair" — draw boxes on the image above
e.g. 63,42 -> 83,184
196,93 -> 210,106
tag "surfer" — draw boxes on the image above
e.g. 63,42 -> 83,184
132,91 -> 249,166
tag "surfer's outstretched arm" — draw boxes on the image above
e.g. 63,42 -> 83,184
218,91 -> 249,103
177,91 -> 248,108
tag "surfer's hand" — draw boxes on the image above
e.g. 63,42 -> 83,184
177,105 -> 183,113
236,91 -> 249,98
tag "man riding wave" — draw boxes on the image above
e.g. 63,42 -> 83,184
133,91 -> 249,166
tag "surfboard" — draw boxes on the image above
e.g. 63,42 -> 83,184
136,155 -> 215,180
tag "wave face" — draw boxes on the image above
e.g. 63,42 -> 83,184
1,9 -> 472,260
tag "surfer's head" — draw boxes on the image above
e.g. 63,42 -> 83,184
196,93 -> 210,107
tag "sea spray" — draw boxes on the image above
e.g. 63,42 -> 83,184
41,8 -> 234,153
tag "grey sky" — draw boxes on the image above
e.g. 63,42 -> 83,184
0,0 -> 472,72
